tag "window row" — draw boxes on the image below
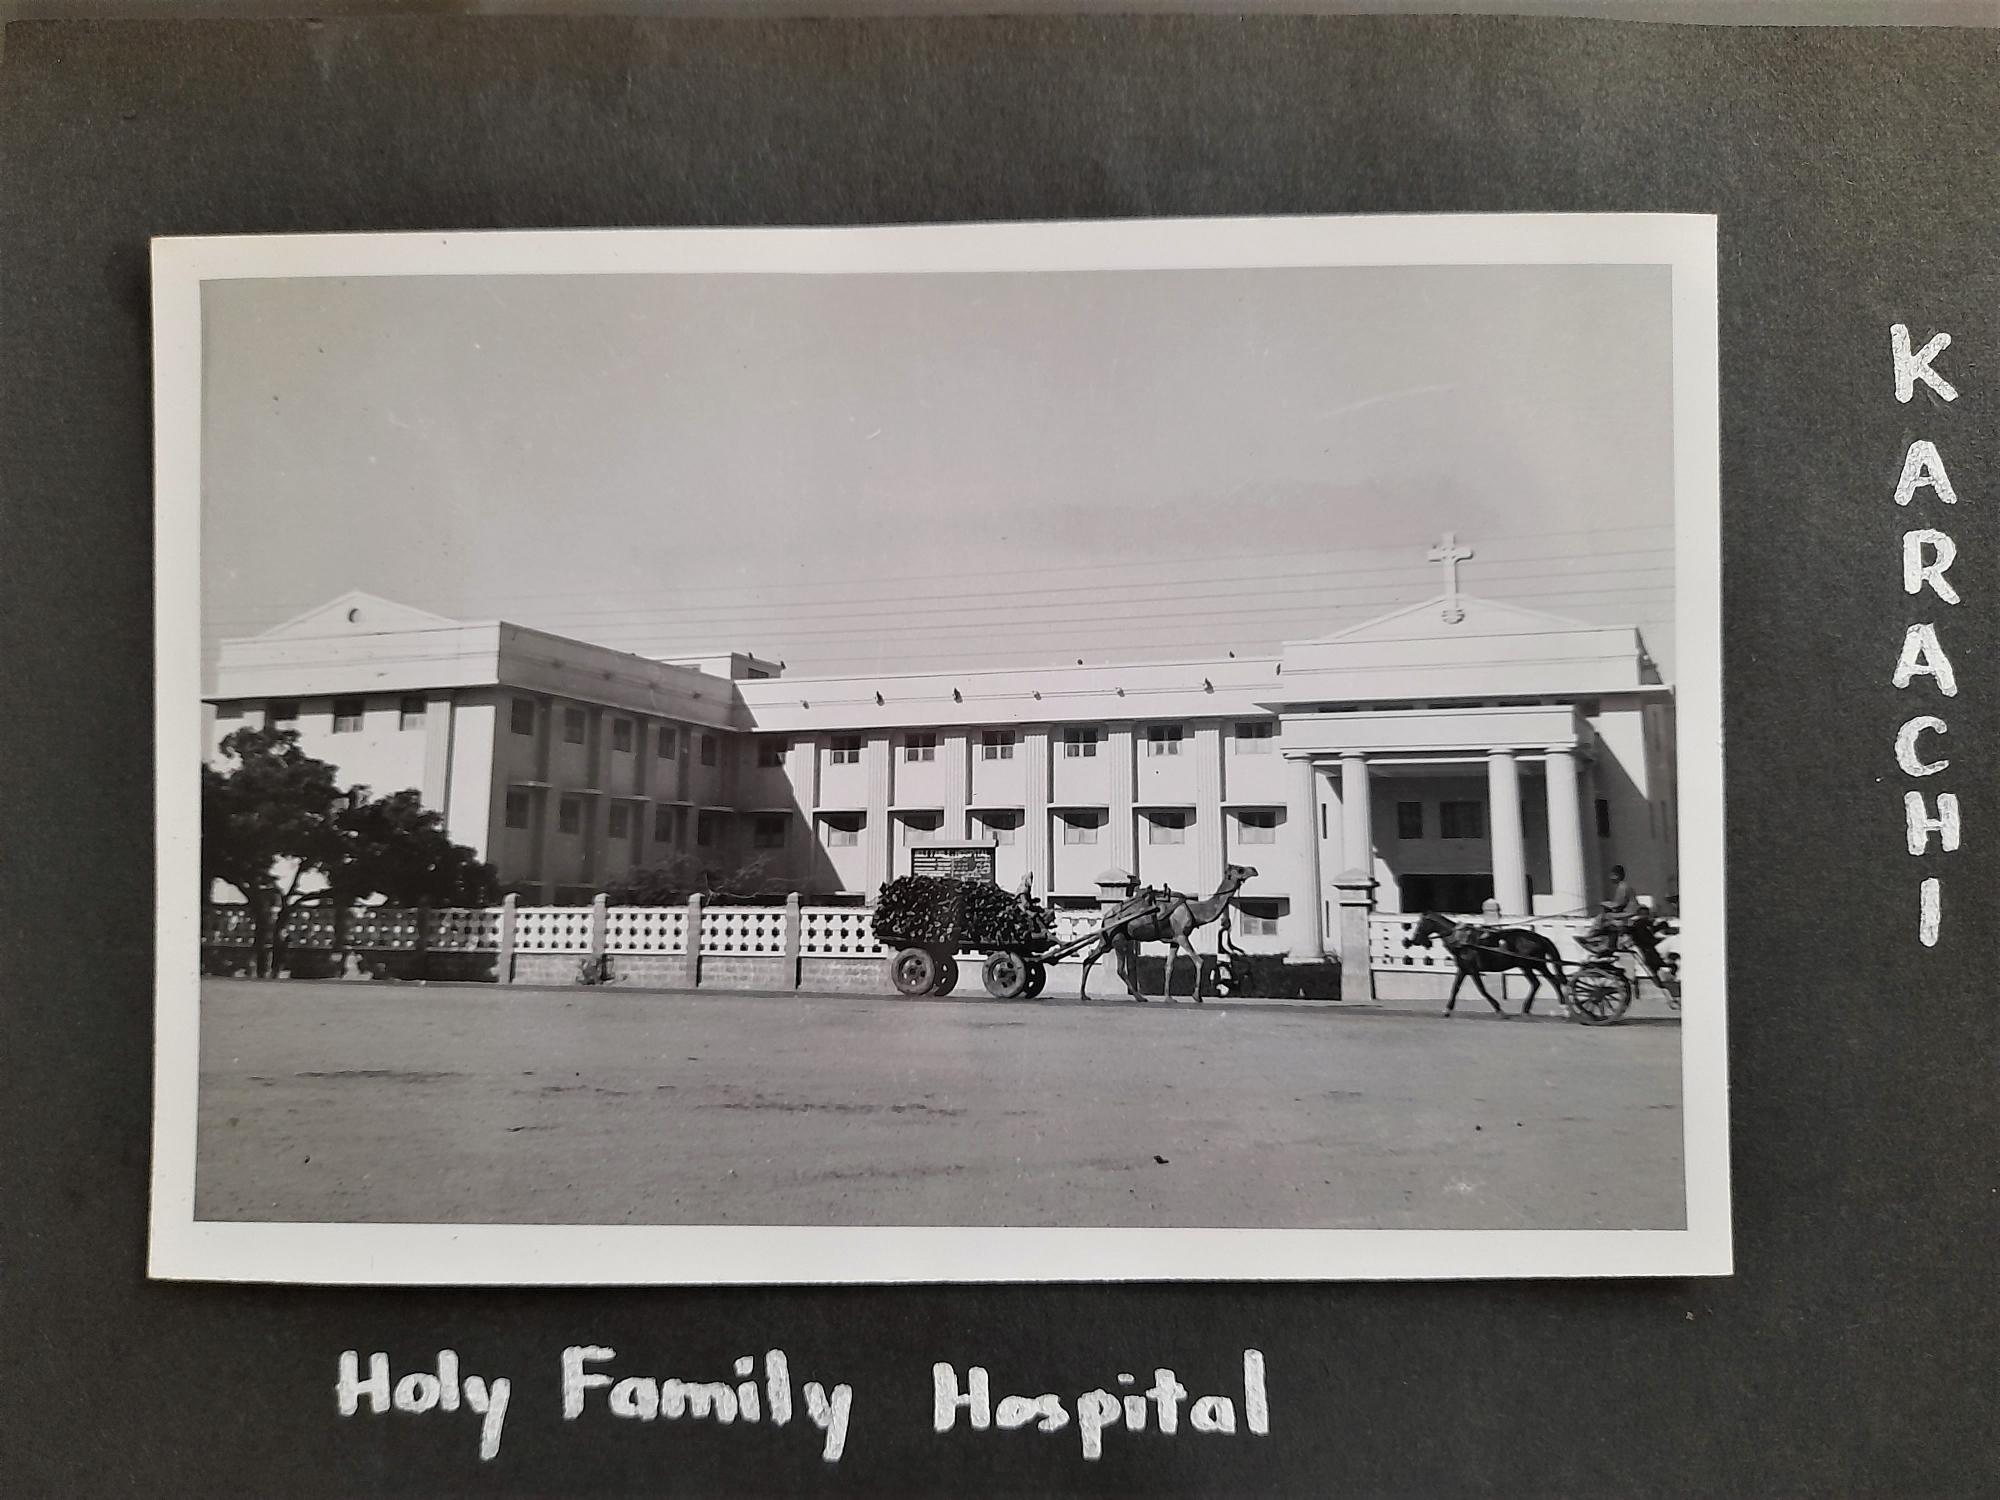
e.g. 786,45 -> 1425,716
506,697 -> 719,765
502,791 -> 788,850
223,696 -> 429,732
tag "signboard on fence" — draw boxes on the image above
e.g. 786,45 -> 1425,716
908,842 -> 998,882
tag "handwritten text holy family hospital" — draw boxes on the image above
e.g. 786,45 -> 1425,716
1889,324 -> 1967,947
336,1346 -> 1270,1464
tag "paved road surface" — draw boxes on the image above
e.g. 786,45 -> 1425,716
196,980 -> 1684,1229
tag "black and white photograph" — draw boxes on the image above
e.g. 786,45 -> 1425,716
152,214 -> 1726,1283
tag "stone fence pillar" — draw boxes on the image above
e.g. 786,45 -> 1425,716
1331,869 -> 1377,1002
498,893 -> 518,985
684,893 -> 704,989
784,892 -> 803,990
589,893 -> 609,977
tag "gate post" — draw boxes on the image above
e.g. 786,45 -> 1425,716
1331,869 -> 1378,1002
498,893 -> 518,985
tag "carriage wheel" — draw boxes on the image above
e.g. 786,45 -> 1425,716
1568,965 -> 1633,1026
930,954 -> 960,997
888,947 -> 937,996
982,951 -> 1031,1000
1023,959 -> 1048,999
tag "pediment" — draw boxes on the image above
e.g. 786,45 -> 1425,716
257,591 -> 461,640
1296,594 -> 1597,647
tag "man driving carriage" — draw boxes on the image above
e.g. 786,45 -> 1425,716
1586,865 -> 1668,972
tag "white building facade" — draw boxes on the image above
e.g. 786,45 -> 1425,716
207,586 -> 1677,960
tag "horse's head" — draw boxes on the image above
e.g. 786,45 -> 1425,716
1403,911 -> 1450,949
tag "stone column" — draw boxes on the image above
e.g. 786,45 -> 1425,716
1194,723 -> 1224,892
1487,749 -> 1529,916
1332,869 -> 1378,1001
1543,745 -> 1588,917
1107,725 -> 1136,875
1284,754 -> 1324,962
943,729 -> 970,841
1339,752 -> 1373,893
1023,727 -> 1052,898
864,731 -> 893,896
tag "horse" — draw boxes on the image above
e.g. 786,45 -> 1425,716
1403,910 -> 1569,1017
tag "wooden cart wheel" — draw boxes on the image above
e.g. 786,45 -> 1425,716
1568,964 -> 1633,1026
930,953 -> 960,997
1023,959 -> 1048,999
888,946 -> 937,996
982,951 -> 1031,1000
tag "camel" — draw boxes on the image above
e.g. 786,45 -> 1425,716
1076,864 -> 1258,1005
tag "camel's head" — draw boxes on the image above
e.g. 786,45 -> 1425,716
1224,863 -> 1259,886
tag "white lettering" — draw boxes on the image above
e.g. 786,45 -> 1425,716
1906,790 -> 1961,855
803,1381 -> 852,1462
336,1350 -> 390,1416
1920,877 -> 1942,947
1893,623 -> 1958,696
1903,530 -> 1959,603
1892,323 -> 1959,403
1076,1389 -> 1121,1460
1189,1395 -> 1236,1434
463,1375 -> 510,1461
1895,716 -> 1949,777
933,1363 -> 991,1432
562,1345 -> 615,1420
1894,441 -> 1960,506
1244,1350 -> 1270,1436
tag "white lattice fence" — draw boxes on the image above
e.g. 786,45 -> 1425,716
699,906 -> 788,955
800,907 -> 886,958
428,908 -> 499,951
513,906 -> 593,953
1371,914 -> 1627,971
606,906 -> 688,954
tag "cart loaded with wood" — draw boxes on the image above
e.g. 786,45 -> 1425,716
873,875 -> 1092,999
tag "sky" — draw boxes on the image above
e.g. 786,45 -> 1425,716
201,261 -> 1677,682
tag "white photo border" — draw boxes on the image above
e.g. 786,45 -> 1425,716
151,214 -> 1728,1285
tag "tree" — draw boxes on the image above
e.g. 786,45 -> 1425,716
204,727 -> 499,975
333,790 -> 498,909
203,727 -> 346,975
604,851 -> 786,906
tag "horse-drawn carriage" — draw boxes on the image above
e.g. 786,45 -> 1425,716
1405,909 -> 1681,1025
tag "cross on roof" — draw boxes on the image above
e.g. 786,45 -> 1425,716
1427,531 -> 1474,624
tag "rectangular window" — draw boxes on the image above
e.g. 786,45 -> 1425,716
1236,808 -> 1279,844
563,707 -> 586,745
656,726 -> 677,759
828,735 -> 862,766
612,718 -> 634,754
1061,727 -> 1099,758
696,811 -> 723,847
653,806 -> 675,844
1146,725 -> 1184,756
557,796 -> 582,835
1397,801 -> 1425,841
399,695 -> 426,731
266,699 -> 300,727
331,697 -> 365,733
1233,721 -> 1274,752
980,730 -> 1016,761
976,810 -> 1021,845
1147,810 -> 1189,844
1060,811 -> 1103,845
1595,798 -> 1612,839
822,813 -> 863,848
504,789 -> 532,830
700,734 -> 718,767
753,813 -> 789,849
510,697 -> 537,736
1440,800 -> 1485,840
608,804 -> 631,839
1236,899 -> 1283,938
900,812 -> 943,844
757,737 -> 790,768
903,733 -> 937,763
